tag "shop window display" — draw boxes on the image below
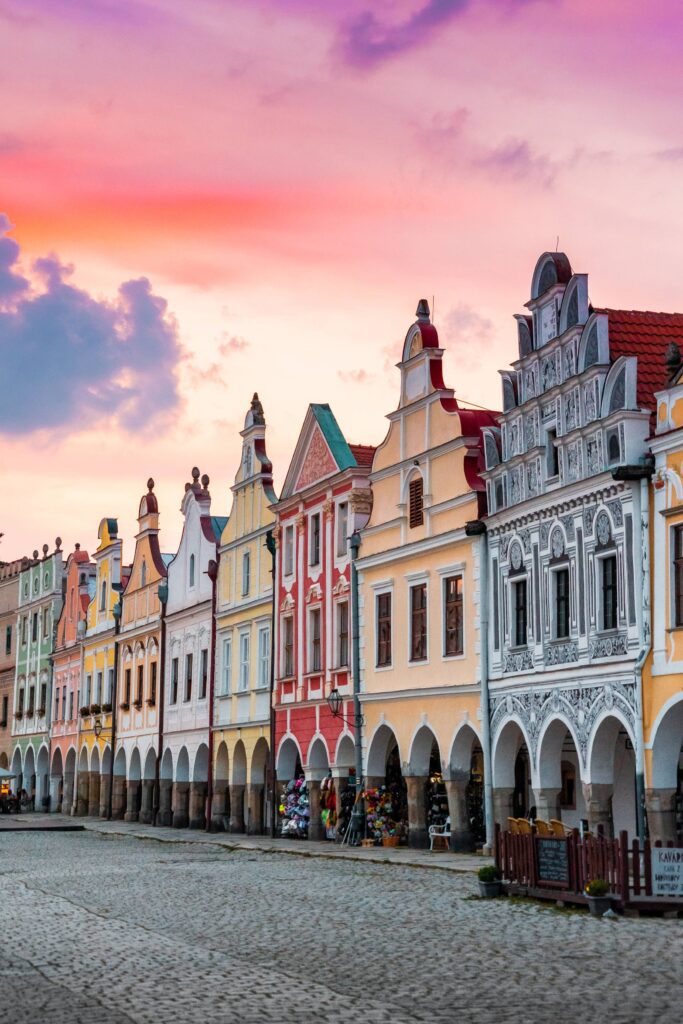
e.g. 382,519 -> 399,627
467,746 -> 485,845
425,742 -> 448,831
334,778 -> 357,842
319,774 -> 337,839
279,762 -> 309,838
364,744 -> 407,845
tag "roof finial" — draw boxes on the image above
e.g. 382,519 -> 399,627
147,477 -> 154,492
192,466 -> 200,483
201,473 -> 210,491
75,542 -> 80,551
55,537 -> 62,552
42,544 -> 49,557
251,392 -> 265,425
416,298 -> 430,323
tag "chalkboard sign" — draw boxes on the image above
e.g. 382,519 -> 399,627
536,837 -> 570,889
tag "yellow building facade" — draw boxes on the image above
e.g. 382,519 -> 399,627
357,302 -> 498,849
80,518 -> 124,818
212,395 -> 277,833
645,367 -> 683,842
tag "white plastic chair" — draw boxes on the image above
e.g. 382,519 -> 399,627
428,816 -> 451,851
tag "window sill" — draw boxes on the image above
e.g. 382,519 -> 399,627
408,658 -> 429,666
442,652 -> 465,662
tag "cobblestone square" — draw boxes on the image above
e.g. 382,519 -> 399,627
0,830 -> 680,1023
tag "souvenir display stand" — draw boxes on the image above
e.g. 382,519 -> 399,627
363,784 -> 407,846
279,776 -> 309,838
319,775 -> 337,840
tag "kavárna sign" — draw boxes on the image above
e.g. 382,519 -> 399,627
651,848 -> 683,897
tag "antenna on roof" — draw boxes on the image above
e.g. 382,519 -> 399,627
555,235 -> 560,252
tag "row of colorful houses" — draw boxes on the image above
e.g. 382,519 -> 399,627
1,251 -> 682,849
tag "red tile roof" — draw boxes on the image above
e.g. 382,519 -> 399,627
349,443 -> 376,468
598,308 -> 683,412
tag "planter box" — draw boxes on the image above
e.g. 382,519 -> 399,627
102,704 -> 112,713
478,880 -> 503,898
382,835 -> 400,848
587,895 -> 612,917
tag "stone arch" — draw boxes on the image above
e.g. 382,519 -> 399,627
307,735 -> 330,774
215,742 -> 229,783
143,747 -> 156,780
586,712 -> 636,837
175,747 -> 190,783
51,747 -> 63,778
128,747 -> 142,782
334,732 -> 355,769
491,718 -> 532,824
650,694 -> 683,790
78,745 -> 89,773
211,741 -> 230,831
449,722 -> 480,776
24,745 -> 36,800
366,722 -> 402,779
11,746 -> 22,782
447,723 -> 486,850
0,752 -> 7,769
276,735 -> 302,780
536,715 -> 581,789
65,746 -> 76,775
90,745 -> 100,774
586,711 -> 634,784
160,747 -> 173,780
251,738 -> 269,785
492,718 -> 531,788
113,747 -> 127,777
232,739 -> 248,785
157,747 -> 174,827
408,723 -> 440,776
101,745 -> 112,776
193,743 -> 209,783
535,715 -> 584,827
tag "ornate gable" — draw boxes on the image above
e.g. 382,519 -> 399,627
295,424 -> 337,491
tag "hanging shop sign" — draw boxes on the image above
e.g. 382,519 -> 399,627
651,848 -> 683,897
535,836 -> 571,889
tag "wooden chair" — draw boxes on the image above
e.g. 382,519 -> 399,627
550,818 -> 570,837
428,817 -> 451,851
535,818 -> 553,836
508,817 -> 519,835
516,818 -> 532,835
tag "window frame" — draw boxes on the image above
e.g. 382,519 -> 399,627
376,590 -> 392,669
282,615 -> 294,678
257,623 -> 270,689
336,600 -> 349,668
673,525 -> 683,628
408,476 -> 424,529
409,581 -> 428,663
221,636 -> 232,696
184,652 -> 193,702
336,501 -> 349,559
283,524 -> 295,578
238,630 -> 250,692
309,512 -> 321,567
242,550 -> 250,597
511,577 -> 528,649
599,552 -> 618,632
552,565 -> 571,640
308,606 -> 322,674
199,648 -> 208,700
170,657 -> 179,704
443,574 -> 464,658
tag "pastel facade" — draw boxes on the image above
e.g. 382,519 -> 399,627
646,354 -> 683,842
161,469 -> 225,829
357,301 -> 497,849
274,403 -> 374,839
11,542 -> 65,808
0,557 -> 32,770
481,252 -> 675,839
51,545 -> 95,815
213,395 -> 276,834
115,480 -> 169,822
80,518 -> 125,818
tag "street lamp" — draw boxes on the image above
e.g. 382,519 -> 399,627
327,687 -> 343,718
93,717 -> 103,739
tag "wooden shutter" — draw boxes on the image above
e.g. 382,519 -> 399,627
408,477 -> 424,528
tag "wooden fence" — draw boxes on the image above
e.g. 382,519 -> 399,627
495,825 -> 683,909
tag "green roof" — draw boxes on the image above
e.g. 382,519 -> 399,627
310,404 -> 356,471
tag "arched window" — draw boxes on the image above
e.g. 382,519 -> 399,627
189,554 -> 195,587
140,559 -> 147,587
242,551 -> 250,597
408,476 -> 424,528
100,580 -> 107,611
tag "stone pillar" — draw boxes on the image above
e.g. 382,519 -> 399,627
307,780 -> 323,841
533,787 -> 561,823
645,787 -> 677,844
124,779 -> 141,822
229,784 -> 245,833
139,780 -> 155,824
99,774 -> 111,818
87,771 -> 101,816
49,774 -> 62,814
158,779 -> 173,826
492,786 -> 515,828
583,782 -> 613,837
404,775 -> 428,849
63,773 -> 75,816
189,781 -> 207,829
172,781 -> 190,828
111,776 -> 126,820
246,783 -> 264,835
445,773 -> 472,852
210,783 -> 229,831
75,771 -> 90,816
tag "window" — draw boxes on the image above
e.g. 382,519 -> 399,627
284,525 -> 295,576
200,648 -> 208,699
674,526 -> 683,627
107,668 -> 114,704
5,625 -> 11,656
68,690 -> 74,720
22,617 -> 27,645
150,662 -> 157,705
238,632 -> 250,691
62,687 -> 67,720
242,551 -> 250,597
1,694 -> 7,726
42,607 -> 49,636
377,592 -> 392,667
39,683 -> 46,713
136,665 -> 144,705
95,672 -> 102,704
140,559 -> 147,587
32,612 -> 38,643
560,761 -> 576,809
124,668 -> 131,705
409,477 -> 424,528
171,658 -> 179,704
28,686 -> 35,716
54,687 -> 60,720
546,429 -> 559,479
18,688 -> 24,714
283,616 -> 294,677
554,568 -> 570,639
184,653 -> 193,701
336,502 -> 348,557
100,580 -> 107,611
337,602 -> 349,667
189,554 -> 195,587
257,625 -> 270,688
601,555 -> 618,631
309,608 -> 321,672
310,513 -> 321,566
444,576 -> 463,656
85,674 -> 92,705
410,584 -> 428,661
221,638 -> 232,695
513,579 -> 528,647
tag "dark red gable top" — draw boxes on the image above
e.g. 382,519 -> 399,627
597,308 -> 683,412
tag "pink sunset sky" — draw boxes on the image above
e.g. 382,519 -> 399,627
2,0 -> 683,559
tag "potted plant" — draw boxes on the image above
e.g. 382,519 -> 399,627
14,710 -> 23,720
478,864 -> 503,897
119,700 -> 130,711
585,878 -> 612,917
90,703 -> 101,715
79,705 -> 90,717
102,702 -> 112,713
133,699 -> 143,710
36,706 -> 46,717
146,698 -> 156,707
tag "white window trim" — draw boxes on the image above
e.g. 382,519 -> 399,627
374,585 -> 394,672
283,523 -> 296,579
594,549 -> 620,634
307,605 -> 322,674
221,635 -> 232,696
407,577 -> 429,667
335,599 -> 350,669
238,629 -> 250,692
509,574 -> 530,649
549,563 -> 571,641
257,623 -> 270,689
308,510 -> 322,568
441,572 -> 466,661
242,551 -> 251,597
281,614 -> 295,678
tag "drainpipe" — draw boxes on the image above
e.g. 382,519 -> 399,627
350,532 -> 364,800
266,529 -> 277,837
153,582 -> 168,825
205,558 -> 218,831
466,519 -> 494,854
612,461 -> 654,843
107,593 -> 122,820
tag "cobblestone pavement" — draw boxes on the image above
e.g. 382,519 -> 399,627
0,831 -> 680,1024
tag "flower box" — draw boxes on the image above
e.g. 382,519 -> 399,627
145,698 -> 156,707
90,703 -> 101,715
119,701 -> 130,711
133,700 -> 143,710
382,835 -> 400,848
36,707 -> 46,717
14,710 -> 23,720
102,703 -> 112,713
79,706 -> 90,718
